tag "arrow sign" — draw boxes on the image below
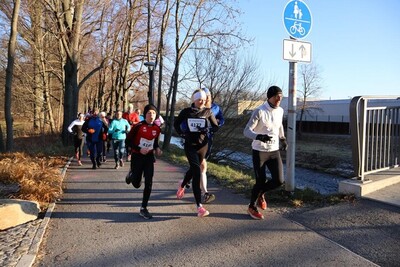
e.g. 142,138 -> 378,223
283,39 -> 312,63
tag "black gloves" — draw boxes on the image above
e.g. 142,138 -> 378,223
256,134 -> 271,142
280,138 -> 288,151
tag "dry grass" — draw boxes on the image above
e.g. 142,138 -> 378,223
0,132 -> 70,210
0,152 -> 65,208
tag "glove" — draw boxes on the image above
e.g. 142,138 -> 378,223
280,138 -> 288,151
256,134 -> 271,142
197,126 -> 208,134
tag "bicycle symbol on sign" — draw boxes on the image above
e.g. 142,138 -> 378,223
290,22 -> 305,36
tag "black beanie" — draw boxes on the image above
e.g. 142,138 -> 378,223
267,86 -> 283,99
143,104 -> 158,117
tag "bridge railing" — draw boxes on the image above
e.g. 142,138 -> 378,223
350,96 -> 400,181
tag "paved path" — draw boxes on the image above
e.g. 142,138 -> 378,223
25,157 -> 390,267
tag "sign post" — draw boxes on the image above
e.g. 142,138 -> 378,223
282,1 -> 312,192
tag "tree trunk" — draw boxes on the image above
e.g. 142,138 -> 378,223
163,66 -> 178,150
59,0 -> 84,145
31,0 -> 42,132
62,58 -> 78,145
0,125 -> 5,153
4,0 -> 21,152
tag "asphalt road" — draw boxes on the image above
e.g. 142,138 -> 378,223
32,158 -> 399,267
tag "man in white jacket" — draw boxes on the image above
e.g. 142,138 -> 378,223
243,86 -> 288,220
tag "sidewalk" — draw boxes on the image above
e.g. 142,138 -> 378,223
5,156 -> 400,266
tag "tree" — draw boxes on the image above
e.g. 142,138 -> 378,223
298,62 -> 323,137
46,0 -> 86,145
4,0 -> 20,152
162,0 -> 246,150
189,37 -> 268,160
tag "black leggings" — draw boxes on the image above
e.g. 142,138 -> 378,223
74,137 -> 84,160
130,153 -> 155,208
182,143 -> 208,206
250,150 -> 284,207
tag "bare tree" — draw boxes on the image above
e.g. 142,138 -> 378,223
3,0 -> 20,152
298,62 -> 323,137
189,37 -> 269,160
46,0 -> 112,144
162,0 -> 246,150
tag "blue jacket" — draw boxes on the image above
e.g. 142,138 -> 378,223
82,116 -> 107,143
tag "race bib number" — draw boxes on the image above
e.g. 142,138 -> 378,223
187,118 -> 206,132
139,138 -> 154,148
261,136 -> 279,151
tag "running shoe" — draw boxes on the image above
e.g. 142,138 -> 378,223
203,193 -> 216,204
132,176 -> 142,189
248,206 -> 264,220
257,194 -> 267,210
139,208 -> 153,219
125,171 -> 132,184
115,163 -> 119,169
197,206 -> 210,217
176,180 -> 185,199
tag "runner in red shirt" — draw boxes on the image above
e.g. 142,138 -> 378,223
125,104 -> 162,219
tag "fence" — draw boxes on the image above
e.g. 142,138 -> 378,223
350,96 -> 400,181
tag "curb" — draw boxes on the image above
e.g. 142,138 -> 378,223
16,157 -> 72,267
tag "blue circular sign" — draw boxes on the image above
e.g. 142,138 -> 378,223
283,0 -> 312,39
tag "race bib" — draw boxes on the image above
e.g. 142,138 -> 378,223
261,136 -> 279,151
187,118 -> 206,132
139,137 -> 154,148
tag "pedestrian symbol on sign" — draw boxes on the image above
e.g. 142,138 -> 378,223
283,0 -> 312,39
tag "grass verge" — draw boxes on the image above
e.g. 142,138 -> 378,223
162,143 -> 355,212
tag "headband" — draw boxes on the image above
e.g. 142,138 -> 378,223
192,90 -> 207,102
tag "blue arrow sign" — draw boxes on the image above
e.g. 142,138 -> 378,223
283,0 -> 312,39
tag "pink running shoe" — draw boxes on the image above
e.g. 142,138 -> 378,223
197,206 -> 210,217
176,180 -> 185,199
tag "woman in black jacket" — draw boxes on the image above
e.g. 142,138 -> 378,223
174,89 -> 219,217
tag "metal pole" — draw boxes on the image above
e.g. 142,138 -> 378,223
286,61 -> 297,192
144,62 -> 155,105
148,68 -> 154,105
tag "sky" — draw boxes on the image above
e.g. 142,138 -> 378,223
237,0 -> 400,100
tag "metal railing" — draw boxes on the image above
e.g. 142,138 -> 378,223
350,96 -> 400,181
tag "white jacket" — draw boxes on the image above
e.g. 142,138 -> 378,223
243,102 -> 285,152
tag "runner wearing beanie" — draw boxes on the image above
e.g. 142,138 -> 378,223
243,85 -> 288,220
125,104 -> 162,219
